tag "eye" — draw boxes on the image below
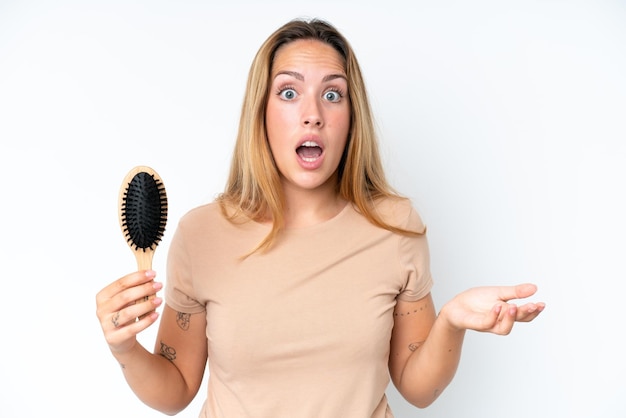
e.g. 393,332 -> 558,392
324,89 -> 342,103
278,87 -> 298,100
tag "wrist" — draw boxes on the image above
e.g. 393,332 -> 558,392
437,301 -> 466,334
110,339 -> 140,361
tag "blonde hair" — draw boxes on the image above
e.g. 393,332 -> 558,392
218,18 -> 422,253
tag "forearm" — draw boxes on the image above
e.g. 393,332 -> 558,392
111,342 -> 191,415
397,305 -> 466,408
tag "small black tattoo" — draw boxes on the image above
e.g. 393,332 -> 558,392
112,311 -> 120,327
408,341 -> 424,352
176,312 -> 191,330
159,341 -> 177,361
394,302 -> 429,317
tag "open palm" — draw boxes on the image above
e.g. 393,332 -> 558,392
442,283 -> 545,335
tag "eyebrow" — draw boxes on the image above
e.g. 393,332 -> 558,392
274,70 -> 347,82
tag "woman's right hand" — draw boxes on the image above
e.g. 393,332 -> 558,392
95,270 -> 163,354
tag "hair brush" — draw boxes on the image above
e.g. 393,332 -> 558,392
118,166 -> 168,310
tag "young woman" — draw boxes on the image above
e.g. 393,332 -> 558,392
96,18 -> 545,417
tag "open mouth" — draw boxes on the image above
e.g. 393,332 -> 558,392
296,140 -> 323,162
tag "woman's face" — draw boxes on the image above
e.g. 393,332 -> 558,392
266,39 -> 350,195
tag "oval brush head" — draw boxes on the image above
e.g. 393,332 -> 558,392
118,166 -> 168,310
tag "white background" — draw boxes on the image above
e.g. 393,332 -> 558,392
1,1 -> 625,417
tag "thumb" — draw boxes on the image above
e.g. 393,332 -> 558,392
499,283 -> 538,302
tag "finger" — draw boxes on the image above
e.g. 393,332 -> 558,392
497,303 -> 517,322
478,303 -> 507,331
111,310 -> 122,328
493,304 -> 517,335
108,296 -> 162,330
515,302 -> 546,322
105,310 -> 161,351
111,270 -> 157,299
497,283 -> 538,303
115,280 -> 162,310
96,279 -> 162,326
96,270 -> 156,303
109,307 -> 138,330
103,279 -> 162,315
497,316 -> 516,335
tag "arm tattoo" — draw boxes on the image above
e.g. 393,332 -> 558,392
159,340 -> 177,362
433,389 -> 441,400
408,341 -> 424,352
176,312 -> 191,330
393,301 -> 429,317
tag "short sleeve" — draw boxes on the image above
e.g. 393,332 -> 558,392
397,206 -> 434,301
164,220 -> 206,314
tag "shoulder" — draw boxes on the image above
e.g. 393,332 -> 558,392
372,197 -> 426,233
174,200 -> 266,244
178,201 -> 222,227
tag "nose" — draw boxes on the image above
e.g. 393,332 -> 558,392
302,98 -> 323,128
304,118 -> 322,127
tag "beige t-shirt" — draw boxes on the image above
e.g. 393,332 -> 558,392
165,197 -> 433,418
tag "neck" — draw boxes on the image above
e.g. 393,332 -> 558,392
280,180 -> 347,229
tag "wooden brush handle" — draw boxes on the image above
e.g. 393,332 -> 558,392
134,247 -> 155,271
135,248 -> 156,306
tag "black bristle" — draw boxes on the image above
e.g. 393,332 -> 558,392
121,172 -> 168,251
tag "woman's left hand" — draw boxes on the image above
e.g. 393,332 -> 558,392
440,283 -> 545,335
